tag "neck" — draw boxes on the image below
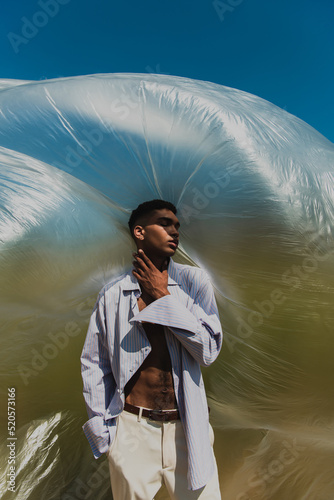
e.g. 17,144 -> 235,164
140,251 -> 169,271
152,256 -> 169,271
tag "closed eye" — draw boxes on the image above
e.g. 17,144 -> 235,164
157,217 -> 180,230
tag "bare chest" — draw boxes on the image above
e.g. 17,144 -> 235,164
136,294 -> 171,370
123,293 -> 176,409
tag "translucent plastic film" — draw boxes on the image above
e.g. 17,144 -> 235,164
0,74 -> 333,500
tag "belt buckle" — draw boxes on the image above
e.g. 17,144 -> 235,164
149,409 -> 166,422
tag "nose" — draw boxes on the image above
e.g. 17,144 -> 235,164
171,226 -> 179,238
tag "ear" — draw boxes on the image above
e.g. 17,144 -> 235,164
133,224 -> 145,241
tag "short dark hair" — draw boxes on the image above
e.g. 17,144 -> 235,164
128,199 -> 177,238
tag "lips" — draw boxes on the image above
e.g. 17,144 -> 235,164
169,240 -> 178,249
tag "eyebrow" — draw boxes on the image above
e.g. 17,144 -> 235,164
157,217 -> 180,229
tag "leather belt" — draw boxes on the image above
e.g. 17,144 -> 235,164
124,402 -> 180,422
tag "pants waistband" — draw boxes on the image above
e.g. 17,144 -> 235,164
124,402 -> 180,422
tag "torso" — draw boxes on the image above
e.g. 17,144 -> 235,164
124,292 -> 177,410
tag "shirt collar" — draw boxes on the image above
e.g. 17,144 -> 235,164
122,257 -> 179,291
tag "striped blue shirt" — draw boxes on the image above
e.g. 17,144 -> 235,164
81,258 -> 223,490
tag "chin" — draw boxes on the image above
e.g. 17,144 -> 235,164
159,249 -> 175,258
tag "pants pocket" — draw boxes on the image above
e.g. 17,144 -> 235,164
106,416 -> 120,458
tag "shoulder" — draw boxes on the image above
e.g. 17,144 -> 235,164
172,262 -> 210,292
97,269 -> 132,300
173,261 -> 208,278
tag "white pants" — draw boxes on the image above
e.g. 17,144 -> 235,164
106,410 -> 221,500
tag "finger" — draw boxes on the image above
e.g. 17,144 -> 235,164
132,265 -> 144,277
132,269 -> 143,280
132,253 -> 146,270
132,252 -> 143,262
133,251 -> 146,266
138,249 -> 153,268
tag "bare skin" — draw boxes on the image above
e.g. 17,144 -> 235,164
124,209 -> 180,410
124,291 -> 177,409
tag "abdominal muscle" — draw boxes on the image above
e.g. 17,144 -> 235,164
124,294 -> 178,410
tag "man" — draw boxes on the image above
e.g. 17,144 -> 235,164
81,199 -> 223,499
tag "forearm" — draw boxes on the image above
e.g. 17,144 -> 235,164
81,326 -> 115,457
81,296 -> 114,420
130,294 -> 222,366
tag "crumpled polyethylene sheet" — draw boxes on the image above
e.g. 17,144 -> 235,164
0,73 -> 333,500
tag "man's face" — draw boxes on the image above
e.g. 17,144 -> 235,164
134,209 -> 180,258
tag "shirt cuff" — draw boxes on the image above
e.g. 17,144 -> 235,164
129,294 -> 200,334
82,415 -> 110,458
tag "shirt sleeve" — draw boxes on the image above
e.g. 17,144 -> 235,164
129,270 -> 223,366
80,292 -> 115,458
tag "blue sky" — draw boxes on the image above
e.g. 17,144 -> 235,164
1,0 -> 333,141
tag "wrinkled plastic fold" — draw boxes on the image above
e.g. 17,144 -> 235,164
0,74 -> 333,500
